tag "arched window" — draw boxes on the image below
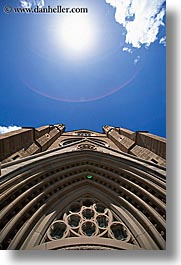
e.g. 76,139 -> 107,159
60,138 -> 82,146
46,198 -> 131,242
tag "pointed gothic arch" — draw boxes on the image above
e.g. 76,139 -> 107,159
0,148 -> 166,250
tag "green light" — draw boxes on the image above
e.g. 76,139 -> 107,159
86,175 -> 93,179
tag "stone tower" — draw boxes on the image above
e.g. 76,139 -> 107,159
0,124 -> 166,250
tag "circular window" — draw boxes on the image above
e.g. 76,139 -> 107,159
96,215 -> 109,228
68,214 -> 81,228
48,221 -> 68,240
82,198 -> 94,207
110,222 -> 128,240
82,208 -> 94,220
69,202 -> 81,213
81,221 -> 97,237
95,203 -> 105,213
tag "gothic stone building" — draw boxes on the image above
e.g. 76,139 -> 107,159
0,124 -> 166,250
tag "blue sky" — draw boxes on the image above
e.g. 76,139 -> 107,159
0,0 -> 166,136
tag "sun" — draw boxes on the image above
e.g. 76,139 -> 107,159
60,15 -> 95,55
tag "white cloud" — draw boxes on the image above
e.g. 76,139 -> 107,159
122,47 -> 133,53
159,36 -> 166,46
0,126 -> 22,134
134,55 -> 140,65
106,0 -> 166,49
20,1 -> 165,51
20,0 -> 45,8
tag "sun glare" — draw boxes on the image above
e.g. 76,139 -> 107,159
60,15 -> 95,55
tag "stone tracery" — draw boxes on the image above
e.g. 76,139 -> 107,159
46,198 -> 131,243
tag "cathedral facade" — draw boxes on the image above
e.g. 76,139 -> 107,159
0,124 -> 166,250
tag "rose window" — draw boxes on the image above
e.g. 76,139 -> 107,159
46,198 -> 131,243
